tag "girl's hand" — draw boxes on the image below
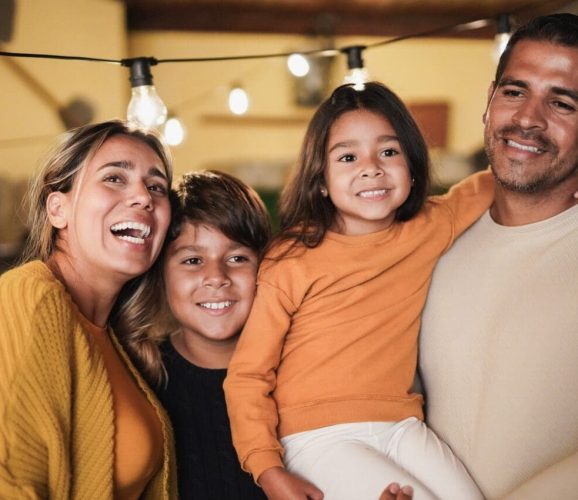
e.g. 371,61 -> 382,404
380,483 -> 414,500
259,466 -> 324,500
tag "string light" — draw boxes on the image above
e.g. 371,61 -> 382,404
342,45 -> 369,91
493,14 -> 511,63
287,53 -> 310,77
0,8 -> 529,132
123,57 -> 167,130
163,116 -> 186,146
228,85 -> 250,115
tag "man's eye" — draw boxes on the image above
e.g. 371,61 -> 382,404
502,89 -> 523,98
553,100 -> 576,112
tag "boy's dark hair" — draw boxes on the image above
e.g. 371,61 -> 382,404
169,170 -> 271,259
495,13 -> 578,84
278,81 -> 430,249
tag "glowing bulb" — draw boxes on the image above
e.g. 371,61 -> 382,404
123,57 -> 167,130
344,67 -> 369,91
127,86 -> 167,129
288,54 -> 310,77
342,46 -> 369,91
163,117 -> 185,146
228,87 -> 249,115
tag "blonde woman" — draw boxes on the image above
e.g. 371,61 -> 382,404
0,120 -> 177,499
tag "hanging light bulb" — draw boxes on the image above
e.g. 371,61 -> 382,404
342,46 -> 369,91
493,14 -> 511,63
287,53 -> 310,77
123,57 -> 167,129
228,85 -> 250,115
163,116 -> 186,146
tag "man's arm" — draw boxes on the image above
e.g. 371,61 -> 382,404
502,452 -> 578,500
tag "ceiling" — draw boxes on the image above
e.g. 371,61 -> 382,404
124,0 -> 574,39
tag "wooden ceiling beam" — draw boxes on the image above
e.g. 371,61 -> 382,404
125,0 -> 570,38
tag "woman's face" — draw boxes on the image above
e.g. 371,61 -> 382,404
50,134 -> 171,283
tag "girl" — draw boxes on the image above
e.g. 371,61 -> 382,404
136,171 -> 271,499
0,121 -> 177,499
224,82 -> 494,500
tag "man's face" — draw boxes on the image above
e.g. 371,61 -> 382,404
484,40 -> 578,194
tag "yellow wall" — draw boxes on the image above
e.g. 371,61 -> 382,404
130,32 -> 496,180
0,0 -> 499,247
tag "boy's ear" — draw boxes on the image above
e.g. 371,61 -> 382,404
46,192 -> 69,229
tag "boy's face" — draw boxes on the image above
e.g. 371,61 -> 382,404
163,222 -> 259,346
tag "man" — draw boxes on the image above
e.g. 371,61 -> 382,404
420,13 -> 578,499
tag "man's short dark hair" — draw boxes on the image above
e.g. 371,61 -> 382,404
495,13 -> 578,84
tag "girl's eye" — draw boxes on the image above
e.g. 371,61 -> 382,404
381,148 -> 398,157
338,154 -> 356,163
183,257 -> 202,265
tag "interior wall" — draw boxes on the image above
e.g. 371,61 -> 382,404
129,31 -> 496,182
0,0 -> 500,253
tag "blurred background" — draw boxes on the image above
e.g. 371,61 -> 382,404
1,0 -> 577,271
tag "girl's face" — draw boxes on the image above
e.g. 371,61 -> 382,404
50,135 -> 171,284
163,222 -> 259,346
324,109 -> 412,235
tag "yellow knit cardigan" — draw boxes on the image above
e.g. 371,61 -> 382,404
0,261 -> 177,499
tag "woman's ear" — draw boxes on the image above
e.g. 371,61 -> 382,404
46,192 -> 69,229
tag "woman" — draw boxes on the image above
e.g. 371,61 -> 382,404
0,120 -> 177,499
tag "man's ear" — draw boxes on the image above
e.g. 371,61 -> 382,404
482,82 -> 496,124
46,192 -> 69,229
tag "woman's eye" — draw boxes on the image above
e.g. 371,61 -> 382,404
381,148 -> 398,157
338,154 -> 356,162
103,175 -> 123,183
183,257 -> 202,265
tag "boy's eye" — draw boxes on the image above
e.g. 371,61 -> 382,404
183,257 -> 202,265
338,154 -> 356,163
228,255 -> 249,264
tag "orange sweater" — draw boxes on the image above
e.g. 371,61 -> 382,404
224,170 -> 494,480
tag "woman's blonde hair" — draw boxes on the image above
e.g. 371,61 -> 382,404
21,120 -> 174,377
21,119 -> 173,263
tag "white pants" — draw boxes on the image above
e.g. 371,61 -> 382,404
280,418 -> 482,500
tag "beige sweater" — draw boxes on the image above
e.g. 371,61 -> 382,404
420,205 -> 578,499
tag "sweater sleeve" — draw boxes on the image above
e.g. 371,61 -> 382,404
432,169 -> 495,251
223,269 -> 298,481
501,452 -> 578,499
0,271 -> 72,498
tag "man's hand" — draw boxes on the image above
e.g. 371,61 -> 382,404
258,466 -> 324,500
380,483 -> 414,500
